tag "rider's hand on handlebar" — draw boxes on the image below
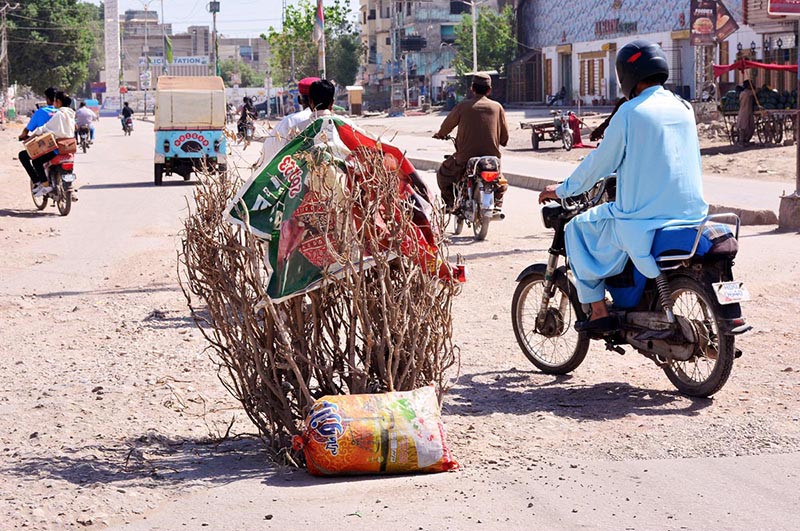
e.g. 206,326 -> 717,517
432,133 -> 443,139
538,184 -> 560,204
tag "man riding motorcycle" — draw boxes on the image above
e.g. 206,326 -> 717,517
18,87 -> 58,183
538,40 -> 708,334
120,101 -> 134,131
433,72 -> 509,213
237,96 -> 257,138
75,101 -> 96,143
19,91 -> 76,197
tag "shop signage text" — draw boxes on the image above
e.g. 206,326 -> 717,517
768,0 -> 800,15
138,56 -> 210,66
594,18 -> 638,38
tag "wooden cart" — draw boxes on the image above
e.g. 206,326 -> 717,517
720,108 -> 796,146
520,111 -> 573,151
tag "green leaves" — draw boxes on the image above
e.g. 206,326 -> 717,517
8,0 -> 100,95
452,5 -> 516,76
219,60 -> 265,88
264,0 -> 362,85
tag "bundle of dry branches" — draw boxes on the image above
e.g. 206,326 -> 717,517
179,151 -> 460,453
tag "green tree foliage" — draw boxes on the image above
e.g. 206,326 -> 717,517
262,0 -> 363,86
7,0 -> 99,95
219,60 -> 265,88
452,5 -> 516,75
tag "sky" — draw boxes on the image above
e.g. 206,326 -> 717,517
87,0 -> 359,38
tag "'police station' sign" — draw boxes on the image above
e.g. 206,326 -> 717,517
138,56 -> 210,66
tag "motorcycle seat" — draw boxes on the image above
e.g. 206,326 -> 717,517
654,223 -> 737,260
466,156 -> 500,176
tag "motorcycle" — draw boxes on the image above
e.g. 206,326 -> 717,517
511,176 -> 751,397
123,117 -> 134,136
550,110 -> 573,151
77,125 -> 91,153
31,152 -> 77,216
442,135 -> 505,241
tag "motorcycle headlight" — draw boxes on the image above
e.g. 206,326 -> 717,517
541,204 -> 563,229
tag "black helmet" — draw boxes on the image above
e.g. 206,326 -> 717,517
616,40 -> 669,99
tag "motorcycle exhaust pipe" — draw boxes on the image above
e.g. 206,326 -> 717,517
492,211 -> 506,220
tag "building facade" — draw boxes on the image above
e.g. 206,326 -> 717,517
514,0 -> 760,104
115,10 -> 268,90
359,0 -> 501,106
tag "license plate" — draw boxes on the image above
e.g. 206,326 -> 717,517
62,173 -> 76,183
712,281 -> 750,305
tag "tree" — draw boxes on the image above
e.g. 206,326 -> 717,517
219,60 -> 265,88
7,0 -> 99,95
262,0 -> 362,86
452,5 -> 516,75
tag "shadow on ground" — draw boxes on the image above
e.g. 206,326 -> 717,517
444,368 -> 712,420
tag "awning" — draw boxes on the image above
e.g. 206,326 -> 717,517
713,58 -> 798,78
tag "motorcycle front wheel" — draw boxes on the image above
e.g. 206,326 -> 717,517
511,270 -> 589,374
662,276 -> 735,397
562,130 -> 574,151
31,180 -> 48,210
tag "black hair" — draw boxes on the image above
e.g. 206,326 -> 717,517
79,101 -> 86,108
55,91 -> 72,108
124,101 -> 129,106
297,94 -> 309,108
44,87 -> 58,102
309,80 -> 335,110
472,83 -> 490,96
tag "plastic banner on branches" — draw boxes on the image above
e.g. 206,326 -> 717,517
227,116 -> 449,302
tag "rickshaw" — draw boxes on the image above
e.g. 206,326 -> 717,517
153,76 -> 227,185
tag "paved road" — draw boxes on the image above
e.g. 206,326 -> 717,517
2,117 -> 799,531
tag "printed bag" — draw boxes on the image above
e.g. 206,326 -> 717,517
293,386 -> 459,476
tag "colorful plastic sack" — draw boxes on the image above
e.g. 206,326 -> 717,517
293,386 -> 459,476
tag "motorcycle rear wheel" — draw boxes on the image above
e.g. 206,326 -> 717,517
662,276 -> 735,397
472,188 -> 490,241
55,176 -> 72,217
512,270 -> 589,374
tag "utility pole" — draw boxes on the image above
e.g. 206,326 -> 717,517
470,0 -> 477,73
0,2 -> 20,96
208,1 -> 220,76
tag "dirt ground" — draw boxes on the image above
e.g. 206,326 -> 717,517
1,117 -> 799,530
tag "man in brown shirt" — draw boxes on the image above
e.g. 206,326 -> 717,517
433,72 -> 509,210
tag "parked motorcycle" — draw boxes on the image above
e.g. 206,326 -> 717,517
123,117 -> 134,136
442,135 -> 505,241
511,176 -> 751,397
77,125 -> 91,153
31,152 -> 76,216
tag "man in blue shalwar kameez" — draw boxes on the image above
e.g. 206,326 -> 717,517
538,40 -> 708,334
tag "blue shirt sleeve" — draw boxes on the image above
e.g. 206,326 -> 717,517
25,107 -> 55,132
556,107 -> 627,199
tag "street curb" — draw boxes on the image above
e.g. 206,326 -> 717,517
408,156 -> 778,226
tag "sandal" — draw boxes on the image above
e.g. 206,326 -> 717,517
574,316 -> 618,334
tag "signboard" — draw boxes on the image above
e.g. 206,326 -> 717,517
138,56 -> 210,66
91,82 -> 107,94
716,1 -> 739,41
691,0 -> 717,45
768,0 -> 800,15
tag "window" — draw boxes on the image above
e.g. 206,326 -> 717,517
450,0 -> 468,15
440,25 -> 455,44
386,37 -> 391,45
406,1 -> 411,15
579,52 -> 604,97
368,8 -> 376,19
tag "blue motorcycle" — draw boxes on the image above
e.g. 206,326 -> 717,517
511,177 -> 751,397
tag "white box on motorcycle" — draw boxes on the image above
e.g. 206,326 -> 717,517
24,132 -> 57,159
